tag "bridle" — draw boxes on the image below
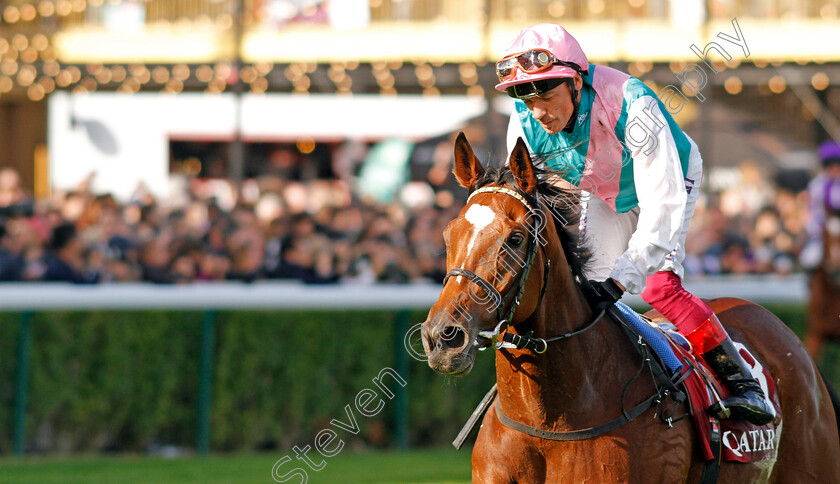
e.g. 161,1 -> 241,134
442,185 -> 557,353
446,185 -> 689,449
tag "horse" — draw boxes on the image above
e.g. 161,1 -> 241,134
420,133 -> 840,483
805,208 -> 840,359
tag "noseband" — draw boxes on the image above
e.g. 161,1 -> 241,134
442,186 -> 551,352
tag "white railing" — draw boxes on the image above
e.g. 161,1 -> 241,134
0,274 -> 808,311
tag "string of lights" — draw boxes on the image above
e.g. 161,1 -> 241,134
0,57 -> 835,102
0,1 -> 837,102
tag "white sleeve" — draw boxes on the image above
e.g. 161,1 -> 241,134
610,96 -> 688,294
505,112 -> 533,163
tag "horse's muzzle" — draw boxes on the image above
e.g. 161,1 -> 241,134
422,321 -> 477,375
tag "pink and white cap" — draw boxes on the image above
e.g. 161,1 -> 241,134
494,23 -> 589,93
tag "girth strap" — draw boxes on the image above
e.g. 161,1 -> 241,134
699,417 -> 722,484
494,394 -> 658,441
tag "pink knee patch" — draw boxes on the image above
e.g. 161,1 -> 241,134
641,271 -> 713,334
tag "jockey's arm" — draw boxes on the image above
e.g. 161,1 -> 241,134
506,111 -> 528,158
609,96 -> 688,294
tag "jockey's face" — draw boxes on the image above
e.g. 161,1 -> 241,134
522,74 -> 583,135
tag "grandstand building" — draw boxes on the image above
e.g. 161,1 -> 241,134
0,0 -> 838,198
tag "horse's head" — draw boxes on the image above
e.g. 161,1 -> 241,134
421,133 -> 571,375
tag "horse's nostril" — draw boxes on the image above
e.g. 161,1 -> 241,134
441,326 -> 466,348
424,332 -> 435,351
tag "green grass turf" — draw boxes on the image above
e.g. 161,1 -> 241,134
0,448 -> 472,484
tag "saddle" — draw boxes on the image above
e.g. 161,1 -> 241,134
619,303 -> 782,466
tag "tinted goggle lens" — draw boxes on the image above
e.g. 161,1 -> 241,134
496,57 -> 517,79
518,50 -> 553,71
505,78 -> 568,99
496,50 -> 555,81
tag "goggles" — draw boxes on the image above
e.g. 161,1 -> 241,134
495,49 -> 580,82
506,78 -> 568,100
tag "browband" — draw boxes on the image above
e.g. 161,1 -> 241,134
468,186 -> 536,214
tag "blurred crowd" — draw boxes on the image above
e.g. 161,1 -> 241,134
0,161 -> 458,285
682,162 -> 808,277
0,139 -> 819,285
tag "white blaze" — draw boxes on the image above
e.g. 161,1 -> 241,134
465,204 -> 496,255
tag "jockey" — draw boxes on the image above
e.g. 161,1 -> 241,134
800,140 -> 840,270
495,23 -> 774,425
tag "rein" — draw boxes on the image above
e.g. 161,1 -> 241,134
499,307 -> 605,354
494,388 -> 660,441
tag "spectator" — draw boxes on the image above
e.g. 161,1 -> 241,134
0,224 -> 23,281
0,168 -> 34,217
272,236 -> 335,284
140,237 -> 174,284
44,223 -> 98,283
801,140 -> 840,270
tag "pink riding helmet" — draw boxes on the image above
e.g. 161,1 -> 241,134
495,23 -> 589,93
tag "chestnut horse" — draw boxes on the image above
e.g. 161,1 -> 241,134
805,209 -> 840,359
421,133 -> 840,483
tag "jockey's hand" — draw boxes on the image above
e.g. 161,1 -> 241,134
589,278 -> 625,311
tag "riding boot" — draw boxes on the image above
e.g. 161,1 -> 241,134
703,337 -> 776,426
640,273 -> 775,425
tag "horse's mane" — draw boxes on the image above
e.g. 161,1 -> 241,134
473,164 -> 591,283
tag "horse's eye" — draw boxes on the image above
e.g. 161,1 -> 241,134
508,233 -> 525,247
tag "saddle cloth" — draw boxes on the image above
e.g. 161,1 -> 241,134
617,302 -> 782,464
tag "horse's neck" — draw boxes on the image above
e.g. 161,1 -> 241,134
494,276 -> 642,431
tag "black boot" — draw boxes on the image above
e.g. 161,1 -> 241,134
704,338 -> 776,425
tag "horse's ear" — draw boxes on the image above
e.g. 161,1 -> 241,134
452,132 -> 485,189
509,137 -> 537,195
